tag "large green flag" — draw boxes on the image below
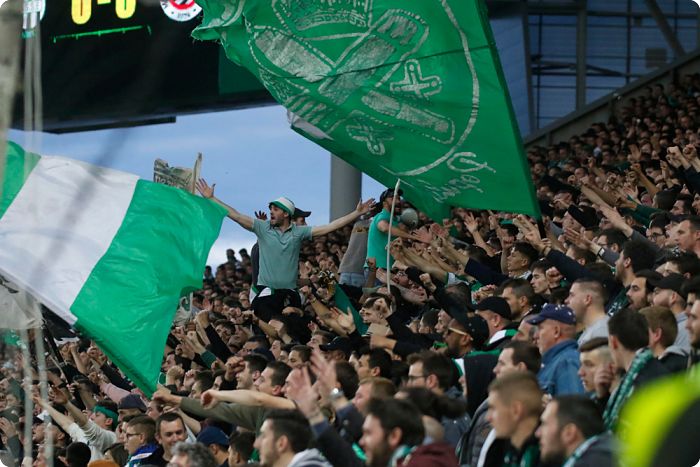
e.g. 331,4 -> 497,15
193,0 -> 539,219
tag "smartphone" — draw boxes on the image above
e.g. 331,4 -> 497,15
537,219 -> 547,238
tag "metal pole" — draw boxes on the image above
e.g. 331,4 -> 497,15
576,4 -> 588,110
0,0 -> 23,189
644,0 -> 685,57
329,154 -> 362,221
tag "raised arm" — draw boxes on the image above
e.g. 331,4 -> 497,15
196,179 -> 254,231
201,389 -> 294,410
311,198 -> 375,237
35,396 -> 76,434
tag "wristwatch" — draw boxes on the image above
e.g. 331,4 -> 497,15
329,388 -> 345,401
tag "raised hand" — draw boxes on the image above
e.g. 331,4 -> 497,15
0,418 -> 17,437
594,362 -> 615,398
200,389 -> 220,409
564,227 -> 592,250
366,257 -> 377,270
356,198 -> 376,215
429,222 -> 448,239
462,212 -> 479,233
286,367 -> 320,418
254,210 -> 268,220
152,387 -> 179,406
310,349 -> 337,399
331,307 -> 356,334
195,179 -> 215,199
413,227 -> 433,244
683,144 -> 698,160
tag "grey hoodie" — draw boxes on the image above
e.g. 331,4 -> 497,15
288,448 -> 333,467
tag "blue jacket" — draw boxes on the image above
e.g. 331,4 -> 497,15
538,340 -> 585,396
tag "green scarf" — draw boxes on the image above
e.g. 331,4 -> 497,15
603,348 -> 653,430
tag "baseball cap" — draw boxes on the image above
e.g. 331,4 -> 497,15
476,296 -> 512,320
293,207 -> 311,218
527,303 -> 576,326
251,348 -> 275,362
449,313 -> 489,350
650,273 -> 686,299
379,188 -> 403,203
269,197 -> 296,217
196,426 -> 229,447
117,394 -> 146,412
319,337 -> 353,358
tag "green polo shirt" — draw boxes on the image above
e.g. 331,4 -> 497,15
366,209 -> 399,270
253,219 -> 312,290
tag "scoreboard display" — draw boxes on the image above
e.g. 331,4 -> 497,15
13,0 -> 272,132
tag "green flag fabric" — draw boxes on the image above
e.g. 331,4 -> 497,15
193,0 -> 539,219
0,142 -> 226,395
334,285 -> 368,336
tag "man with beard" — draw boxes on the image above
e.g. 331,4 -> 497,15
626,270 -> 660,312
196,179 -> 374,320
232,355 -> 267,390
365,188 -> 426,274
537,396 -> 614,466
360,398 -> 457,466
441,313 -> 489,359
611,241 -> 657,315
405,351 -> 471,446
253,409 -> 331,467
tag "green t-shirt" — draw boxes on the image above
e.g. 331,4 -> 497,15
253,219 -> 312,290
366,209 -> 398,270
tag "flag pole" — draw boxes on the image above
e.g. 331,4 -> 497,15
0,0 -> 23,210
386,178 -> 402,294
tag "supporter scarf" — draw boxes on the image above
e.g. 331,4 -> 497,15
562,435 -> 600,467
389,445 -> 415,467
603,348 -> 653,430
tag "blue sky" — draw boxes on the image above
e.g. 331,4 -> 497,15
10,105 -> 386,267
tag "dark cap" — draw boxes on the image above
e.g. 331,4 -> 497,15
450,313 -> 490,350
251,348 -> 275,362
293,207 -> 311,218
650,273 -> 686,299
320,337 -> 353,357
476,296 -> 512,320
196,426 -> 229,447
117,394 -> 146,411
527,303 -> 576,326
567,205 -> 599,230
379,188 -> 403,203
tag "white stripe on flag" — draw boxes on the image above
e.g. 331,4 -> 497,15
0,156 -> 138,324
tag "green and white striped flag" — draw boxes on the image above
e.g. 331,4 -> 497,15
0,142 -> 225,394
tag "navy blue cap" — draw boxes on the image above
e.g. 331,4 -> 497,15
118,394 -> 146,411
527,303 -> 576,326
196,426 -> 229,447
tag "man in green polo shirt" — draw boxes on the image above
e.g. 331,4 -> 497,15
196,179 -> 374,319
366,188 -> 426,272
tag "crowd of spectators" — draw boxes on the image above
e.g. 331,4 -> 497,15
3,76 -> 700,467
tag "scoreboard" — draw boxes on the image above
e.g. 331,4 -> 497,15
13,0 -> 272,132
